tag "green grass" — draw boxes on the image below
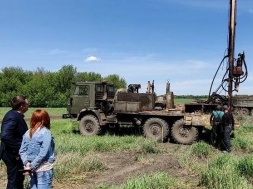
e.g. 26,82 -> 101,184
1,108 -> 253,188
174,98 -> 207,104
96,172 -> 181,189
0,98 -> 202,120
0,107 -> 66,120
200,154 -> 253,189
231,119 -> 253,152
191,141 -> 212,158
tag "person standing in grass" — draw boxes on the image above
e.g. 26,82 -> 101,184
222,105 -> 234,153
210,105 -> 224,148
19,109 -> 55,189
0,96 -> 29,189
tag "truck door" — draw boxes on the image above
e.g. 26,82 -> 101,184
68,85 -> 90,115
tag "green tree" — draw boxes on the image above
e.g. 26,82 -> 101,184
0,65 -> 128,107
56,65 -> 76,93
75,72 -> 102,82
104,74 -> 127,91
0,67 -> 33,106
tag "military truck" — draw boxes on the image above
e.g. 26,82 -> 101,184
62,80 -> 214,144
62,0 -> 248,145
232,95 -> 253,116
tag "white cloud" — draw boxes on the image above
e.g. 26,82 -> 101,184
84,56 -> 100,62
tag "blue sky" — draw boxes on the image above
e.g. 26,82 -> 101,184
0,0 -> 253,95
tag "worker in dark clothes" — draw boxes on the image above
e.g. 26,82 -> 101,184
0,96 -> 29,189
210,105 -> 224,148
222,105 -> 234,153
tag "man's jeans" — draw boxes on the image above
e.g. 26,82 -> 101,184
30,169 -> 53,189
1,151 -> 24,189
223,125 -> 232,152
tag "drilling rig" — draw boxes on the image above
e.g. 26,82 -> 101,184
206,0 -> 248,111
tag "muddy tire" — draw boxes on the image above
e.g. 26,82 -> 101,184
79,115 -> 101,136
233,108 -> 240,115
143,118 -> 169,142
171,119 -> 198,145
240,108 -> 249,116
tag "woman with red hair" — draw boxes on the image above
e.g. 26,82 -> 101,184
19,109 -> 55,189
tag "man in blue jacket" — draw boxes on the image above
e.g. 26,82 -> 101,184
0,96 -> 29,189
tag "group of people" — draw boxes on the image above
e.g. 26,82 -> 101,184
210,104 -> 235,153
0,96 -> 55,189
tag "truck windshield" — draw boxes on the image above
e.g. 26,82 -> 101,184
107,85 -> 114,92
73,85 -> 89,95
96,85 -> 104,92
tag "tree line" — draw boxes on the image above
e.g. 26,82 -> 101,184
0,65 -> 209,108
0,65 -> 127,107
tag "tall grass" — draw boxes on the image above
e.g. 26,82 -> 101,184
237,155 -> 253,178
191,141 -> 212,159
231,118 -> 253,152
200,154 -> 253,189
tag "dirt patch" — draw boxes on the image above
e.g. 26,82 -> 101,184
52,143 -> 200,189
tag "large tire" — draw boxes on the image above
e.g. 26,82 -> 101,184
79,115 -> 101,136
171,119 -> 198,145
240,108 -> 250,116
143,118 -> 169,142
233,108 -> 240,115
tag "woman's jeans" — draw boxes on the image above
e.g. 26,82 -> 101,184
30,169 -> 53,189
223,125 -> 232,152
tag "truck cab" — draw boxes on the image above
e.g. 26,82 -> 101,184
62,81 -> 115,119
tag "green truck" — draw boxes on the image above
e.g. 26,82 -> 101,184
62,80 -> 216,144
232,95 -> 253,116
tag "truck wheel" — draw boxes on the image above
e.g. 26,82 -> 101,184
233,108 -> 240,115
143,118 -> 169,142
171,119 -> 198,145
240,108 -> 249,116
79,115 -> 101,136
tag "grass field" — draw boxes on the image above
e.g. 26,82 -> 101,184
1,107 -> 253,188
0,107 -> 66,121
0,98 -> 201,120
174,98 -> 206,105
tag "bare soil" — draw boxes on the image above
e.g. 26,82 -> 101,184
52,143 -> 202,189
